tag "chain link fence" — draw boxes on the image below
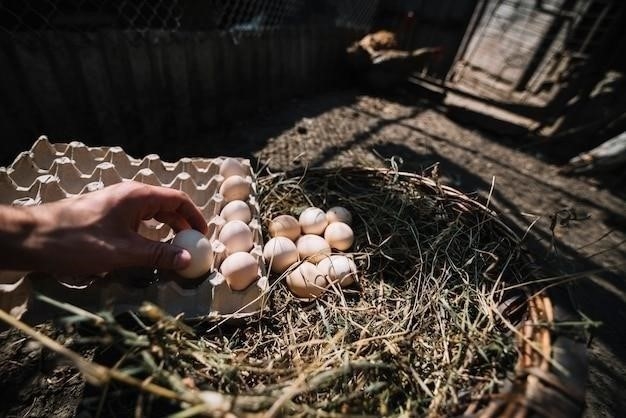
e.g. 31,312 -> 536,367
0,0 -> 182,35
211,0 -> 304,31
336,0 -> 379,30
0,0 -> 379,39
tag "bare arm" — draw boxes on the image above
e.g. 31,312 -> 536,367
0,182 -> 208,275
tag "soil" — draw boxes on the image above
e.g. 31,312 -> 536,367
0,89 -> 624,417
0,324 -> 90,417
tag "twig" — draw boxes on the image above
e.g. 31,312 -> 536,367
0,309 -> 200,405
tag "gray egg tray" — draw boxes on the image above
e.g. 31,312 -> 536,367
0,136 -> 268,321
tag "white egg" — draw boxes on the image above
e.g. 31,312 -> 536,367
268,214 -> 301,241
317,255 -> 357,287
171,229 -> 213,278
326,206 -> 352,225
299,207 -> 328,235
219,158 -> 249,179
219,175 -> 251,202
220,251 -> 258,291
218,220 -> 254,253
220,200 -> 252,223
286,261 -> 328,299
296,234 -> 331,263
324,222 -> 354,251
263,236 -> 299,273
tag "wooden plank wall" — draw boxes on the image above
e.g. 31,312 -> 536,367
0,25 -> 361,164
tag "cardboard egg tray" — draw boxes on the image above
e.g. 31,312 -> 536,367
0,136 -> 268,321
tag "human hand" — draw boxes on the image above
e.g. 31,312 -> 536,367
0,182 -> 208,275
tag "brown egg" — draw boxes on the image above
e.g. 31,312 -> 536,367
324,222 -> 354,251
220,200 -> 252,223
317,255 -> 357,287
219,175 -> 251,202
286,261 -> 329,299
218,220 -> 253,253
220,252 -> 258,291
263,236 -> 299,273
296,234 -> 331,263
326,206 -> 352,225
298,207 -> 328,235
268,214 -> 301,241
219,158 -> 249,179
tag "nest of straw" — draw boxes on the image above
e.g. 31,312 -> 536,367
249,167 -> 552,417
8,166 -> 582,417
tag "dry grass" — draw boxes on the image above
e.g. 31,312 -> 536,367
2,167 -> 549,417
245,167 -> 530,416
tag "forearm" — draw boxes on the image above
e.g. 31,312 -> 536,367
0,204 -> 51,272
0,199 -> 122,275
1,183 -> 206,276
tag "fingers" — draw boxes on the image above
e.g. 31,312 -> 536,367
169,195 -> 208,234
123,183 -> 208,234
129,234 -> 192,270
150,211 -> 191,233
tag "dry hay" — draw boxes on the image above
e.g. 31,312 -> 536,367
1,166 -> 563,417
247,167 -> 533,416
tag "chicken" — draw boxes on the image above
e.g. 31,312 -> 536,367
349,30 -> 399,56
346,30 -> 398,76
347,30 -> 442,90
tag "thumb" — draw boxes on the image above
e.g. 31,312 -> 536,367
130,235 -> 192,270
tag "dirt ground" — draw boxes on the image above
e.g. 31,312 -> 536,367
1,89 -> 624,417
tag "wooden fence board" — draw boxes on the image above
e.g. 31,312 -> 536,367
185,33 -> 202,134
1,25 -> 387,161
163,33 -> 195,143
38,33 -> 82,140
228,35 -> 249,118
241,34 -> 257,115
13,36 -> 69,139
214,33 -> 227,120
291,27 -> 302,95
285,27 -> 298,97
124,34 -> 161,145
300,26 -> 311,92
0,40 -> 40,147
310,25 -> 323,89
192,32 -> 218,129
98,31 -> 136,146
256,32 -> 269,112
147,32 -> 171,146
46,33 -> 99,144
0,95 -> 20,160
267,28 -> 282,106
71,33 -> 122,145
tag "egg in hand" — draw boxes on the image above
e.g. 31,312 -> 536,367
171,229 -> 213,278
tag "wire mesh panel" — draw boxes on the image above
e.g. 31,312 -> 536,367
335,0 -> 379,30
210,0 -> 304,31
0,0 -> 183,35
449,0 -> 623,105
0,0 -> 379,37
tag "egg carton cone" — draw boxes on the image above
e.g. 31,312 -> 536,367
0,136 -> 268,321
